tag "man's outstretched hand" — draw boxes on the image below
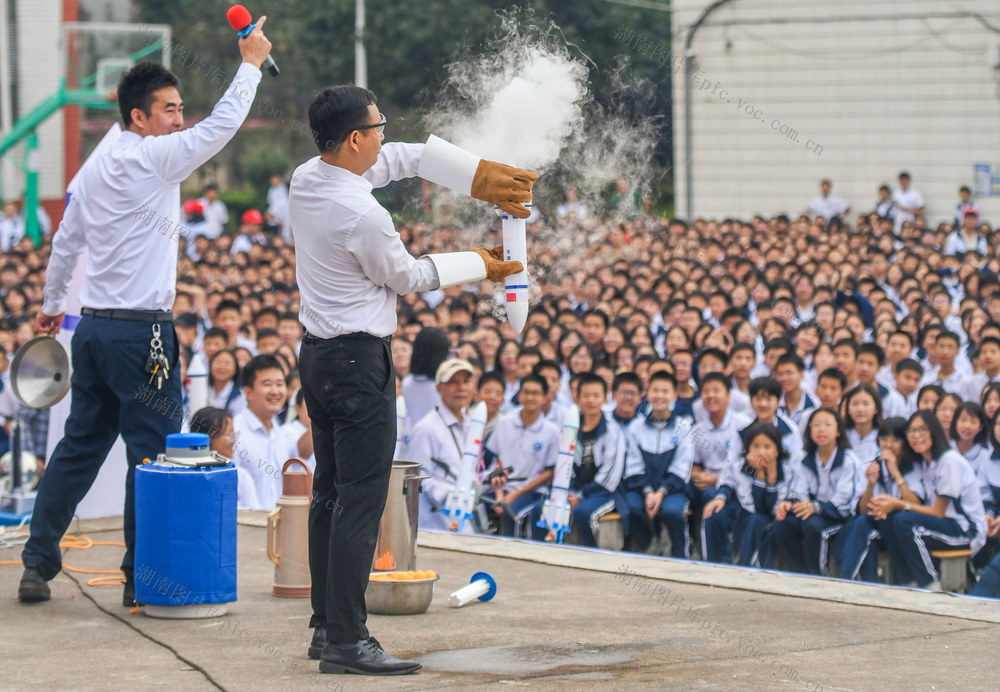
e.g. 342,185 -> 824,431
470,160 -> 538,219
473,246 -> 523,282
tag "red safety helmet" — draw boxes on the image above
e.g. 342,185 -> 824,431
242,209 -> 264,225
183,199 -> 204,215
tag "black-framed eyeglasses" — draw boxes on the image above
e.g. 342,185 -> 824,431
355,114 -> 386,136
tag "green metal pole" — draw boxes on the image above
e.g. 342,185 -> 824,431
24,131 -> 39,246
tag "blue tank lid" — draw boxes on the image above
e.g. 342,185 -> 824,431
166,433 -> 210,449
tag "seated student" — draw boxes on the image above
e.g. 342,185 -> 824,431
934,392 -> 962,442
976,411 -> 1000,568
475,371 -> 507,440
963,337 -> 1000,404
622,371 -> 693,557
726,342 -> 755,417
742,377 -> 804,466
278,387 -> 314,472
191,406 -> 260,511
686,372 -> 753,551
403,359 -> 478,532
922,330 -> 966,395
893,358 -> 924,417
772,407 -> 862,575
776,353 -> 818,429
951,402 -> 992,480
568,372 -> 628,547
878,411 -> 988,589
856,343 -> 907,418
670,347 -> 698,419
232,355 -> 290,511
691,347 -> 729,424
609,372 -> 643,427
532,359 -> 568,428
483,374 -> 559,539
916,383 -> 945,412
815,367 -> 847,411
843,385 -> 883,464
703,422 -> 796,566
839,417 -> 925,583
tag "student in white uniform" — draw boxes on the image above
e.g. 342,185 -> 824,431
772,407 -> 862,576
232,355 -> 289,511
856,344 -> 907,419
950,401 -> 991,480
404,359 -> 478,532
962,337 -> 1000,404
278,388 -> 315,472
190,406 -> 259,511
843,385 -> 882,465
878,410 -> 988,589
483,374 -> 559,539
401,327 -> 449,440
776,353 -> 818,429
17,23 -> 272,606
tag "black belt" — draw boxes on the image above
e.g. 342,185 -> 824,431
303,329 -> 389,344
81,307 -> 174,323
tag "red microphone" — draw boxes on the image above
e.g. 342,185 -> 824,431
227,4 -> 279,77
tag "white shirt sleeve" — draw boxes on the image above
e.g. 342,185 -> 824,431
42,193 -> 87,315
363,142 -> 424,189
347,206 -> 439,294
144,63 -> 263,184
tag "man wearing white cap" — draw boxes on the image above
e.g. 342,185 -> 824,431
291,84 -> 535,676
403,358 -> 479,532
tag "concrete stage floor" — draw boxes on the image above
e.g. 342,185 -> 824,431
2,512 -> 999,691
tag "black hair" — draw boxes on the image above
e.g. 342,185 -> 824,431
817,367 -> 847,389
951,401 -> 989,446
307,85 -> 378,153
518,373 -> 548,396
697,347 -> 728,367
582,308 -> 609,329
612,371 -> 644,392
857,343 -> 885,365
775,352 -> 805,371
803,407 -> 851,454
241,354 -> 286,389
729,341 -> 756,358
256,327 -> 279,341
740,422 -> 789,464
532,358 -> 562,378
204,326 -> 228,342
904,410 -> 952,460
190,407 -> 232,442
410,327 -> 450,378
763,337 -> 793,354
576,371 -> 607,395
842,384 -> 884,432
647,370 -> 677,390
748,377 -> 781,399
117,62 -> 180,127
215,299 -> 241,315
477,370 -> 506,391
700,371 -> 731,391
175,312 -> 198,329
895,358 -> 924,377
935,330 -> 960,346
832,338 -> 858,355
208,349 -> 239,389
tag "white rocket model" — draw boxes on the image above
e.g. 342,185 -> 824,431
500,205 -> 529,334
538,404 -> 580,543
441,401 -> 488,533
393,395 -> 407,459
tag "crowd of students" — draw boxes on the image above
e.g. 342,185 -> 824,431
4,184 -> 1000,595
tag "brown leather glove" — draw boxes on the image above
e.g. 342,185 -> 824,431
473,246 -> 524,282
470,160 -> 539,219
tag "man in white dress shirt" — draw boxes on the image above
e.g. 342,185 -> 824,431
291,85 -> 535,675
18,21 -> 271,606
808,179 -> 850,223
892,171 -> 924,235
198,183 -> 229,240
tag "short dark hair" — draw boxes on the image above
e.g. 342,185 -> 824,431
175,312 -> 198,329
519,373 -> 548,396
895,358 -> 924,376
857,343 -> 885,365
242,354 -> 285,389
612,371 -> 643,393
817,367 -> 847,389
577,371 -> 607,395
117,62 -> 180,127
204,326 -> 228,342
775,353 -> 805,371
477,370 -> 505,391
215,299 -> 242,316
748,377 -> 781,399
647,370 -> 677,390
935,330 -> 960,346
700,371 -> 730,391
308,85 -> 377,153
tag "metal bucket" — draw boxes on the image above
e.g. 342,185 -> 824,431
372,460 -> 427,573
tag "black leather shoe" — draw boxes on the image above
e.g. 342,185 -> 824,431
308,627 -> 327,660
123,579 -> 136,608
18,566 -> 51,603
319,637 -> 421,675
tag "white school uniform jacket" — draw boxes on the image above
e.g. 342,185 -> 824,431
716,454 -> 796,516
624,413 -> 694,496
780,391 -> 818,430
572,413 -> 629,496
873,382 -> 908,420
484,411 -> 560,493
980,450 -> 1000,517
231,408 -> 285,511
859,457 -> 926,502
961,370 -> 1000,404
404,406 -> 468,507
789,446 -> 863,521
919,450 -> 989,554
846,428 -> 880,467
687,409 -> 753,475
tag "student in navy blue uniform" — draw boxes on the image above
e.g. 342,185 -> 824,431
622,371 -> 693,557
776,353 -> 818,429
703,422 -> 796,566
740,377 -> 804,466
568,372 -> 628,547
843,384 -> 882,464
772,407 -> 862,575
839,417 -> 925,583
609,372 -> 643,427
877,410 -> 988,589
